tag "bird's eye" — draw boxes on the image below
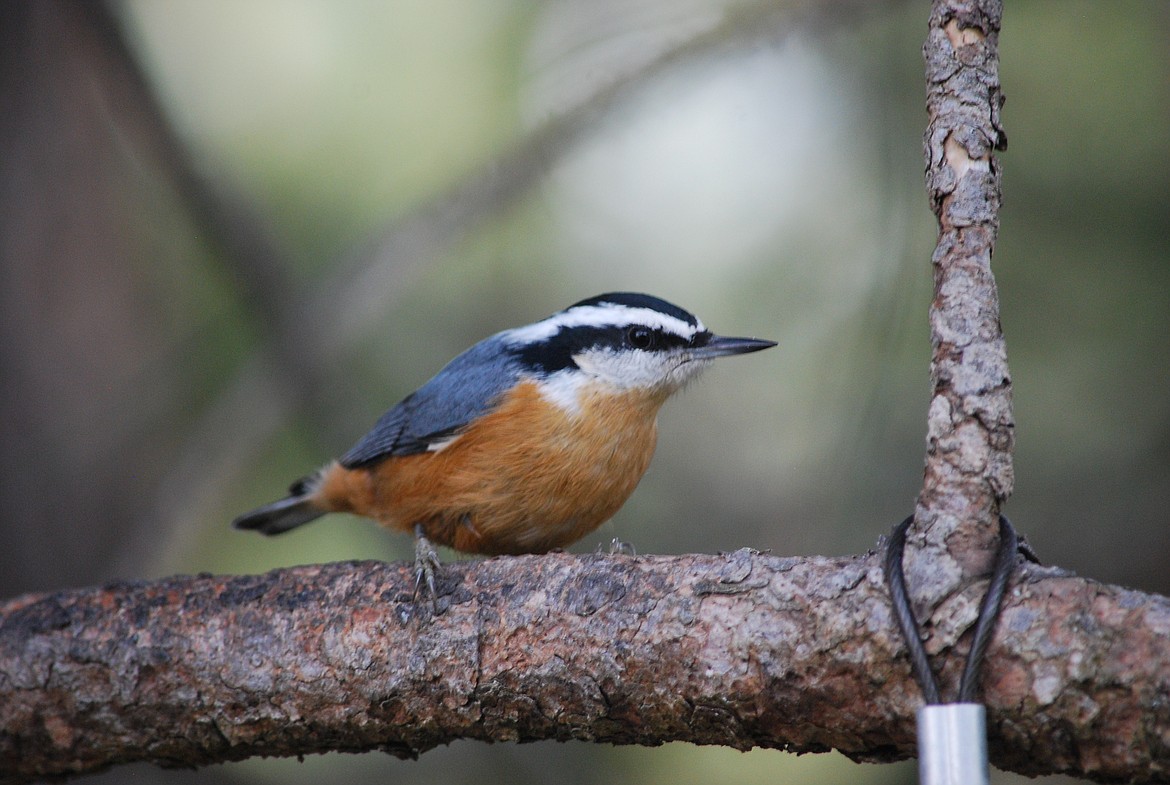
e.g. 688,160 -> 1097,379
626,326 -> 654,350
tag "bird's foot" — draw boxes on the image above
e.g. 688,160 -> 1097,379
607,536 -> 636,557
412,524 -> 443,615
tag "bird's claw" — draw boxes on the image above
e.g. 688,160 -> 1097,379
608,536 -> 636,556
413,525 -> 443,615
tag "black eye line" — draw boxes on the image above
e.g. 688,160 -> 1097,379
621,325 -> 702,353
516,321 -> 702,375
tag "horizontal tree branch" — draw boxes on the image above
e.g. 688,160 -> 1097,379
2,551 -> 1168,784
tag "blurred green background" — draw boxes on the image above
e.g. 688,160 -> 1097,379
1,1 -> 1166,784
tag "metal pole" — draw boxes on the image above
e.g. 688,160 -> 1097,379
917,704 -> 989,785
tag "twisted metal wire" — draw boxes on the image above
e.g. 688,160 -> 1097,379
884,515 -> 942,703
883,514 -> 1020,704
957,515 -> 1019,702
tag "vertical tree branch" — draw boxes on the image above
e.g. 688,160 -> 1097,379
911,0 -> 1013,618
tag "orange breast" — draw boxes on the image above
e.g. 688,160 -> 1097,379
315,379 -> 667,555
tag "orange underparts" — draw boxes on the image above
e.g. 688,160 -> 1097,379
313,380 -> 668,555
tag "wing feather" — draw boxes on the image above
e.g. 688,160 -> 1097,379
339,335 -> 521,467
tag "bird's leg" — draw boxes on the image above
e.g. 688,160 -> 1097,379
413,523 -> 442,613
607,536 -> 636,556
610,537 -> 636,556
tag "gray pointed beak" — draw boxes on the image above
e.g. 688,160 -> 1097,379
691,334 -> 777,359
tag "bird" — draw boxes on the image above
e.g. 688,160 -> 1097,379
233,292 -> 775,604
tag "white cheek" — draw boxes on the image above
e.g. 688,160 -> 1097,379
575,349 -> 658,388
536,352 -> 711,413
574,348 -> 706,391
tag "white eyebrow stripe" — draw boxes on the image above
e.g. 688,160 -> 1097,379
504,305 -> 704,344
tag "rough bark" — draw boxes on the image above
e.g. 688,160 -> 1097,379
2,553 -> 1169,784
908,0 -> 1014,618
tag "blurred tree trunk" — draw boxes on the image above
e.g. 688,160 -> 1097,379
0,6 -> 267,784
0,1 -> 204,596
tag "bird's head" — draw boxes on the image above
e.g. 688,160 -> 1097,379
505,292 -> 775,408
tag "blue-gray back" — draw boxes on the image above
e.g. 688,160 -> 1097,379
338,333 -> 523,467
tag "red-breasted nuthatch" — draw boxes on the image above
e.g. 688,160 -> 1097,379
233,292 -> 774,597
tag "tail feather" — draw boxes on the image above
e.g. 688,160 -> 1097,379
232,494 -> 325,536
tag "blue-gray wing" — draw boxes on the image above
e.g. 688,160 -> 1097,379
338,335 -> 522,468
